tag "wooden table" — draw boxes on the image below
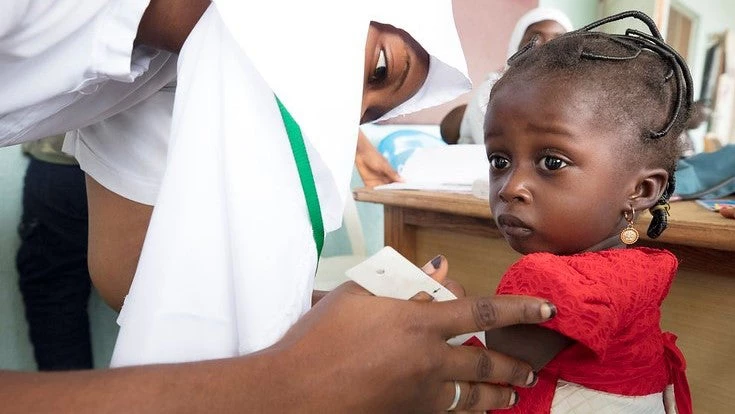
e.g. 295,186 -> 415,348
355,188 -> 735,414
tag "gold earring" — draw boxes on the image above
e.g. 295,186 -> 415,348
620,207 -> 639,245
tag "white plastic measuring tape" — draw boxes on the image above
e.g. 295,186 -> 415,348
346,247 -> 486,347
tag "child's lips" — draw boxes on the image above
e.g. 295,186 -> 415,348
497,214 -> 533,238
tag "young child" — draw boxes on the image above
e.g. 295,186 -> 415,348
482,11 -> 692,413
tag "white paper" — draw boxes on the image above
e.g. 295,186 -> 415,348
375,182 -> 474,192
376,144 -> 489,193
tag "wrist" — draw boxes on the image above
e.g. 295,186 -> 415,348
226,346 -> 306,411
249,342 -> 327,412
136,0 -> 210,53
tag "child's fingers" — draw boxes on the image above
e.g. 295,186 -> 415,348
411,255 -> 452,301
443,278 -> 466,298
411,291 -> 434,301
720,206 -> 735,219
422,255 -> 448,283
410,278 -> 466,301
423,255 -> 466,298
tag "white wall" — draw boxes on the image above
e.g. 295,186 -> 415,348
0,146 -> 35,370
675,0 -> 735,99
540,0 -> 599,29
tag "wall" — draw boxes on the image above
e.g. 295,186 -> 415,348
0,146 -> 34,370
540,0 -> 598,29
674,0 -> 735,99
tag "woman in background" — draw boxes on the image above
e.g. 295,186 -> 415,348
440,7 -> 573,145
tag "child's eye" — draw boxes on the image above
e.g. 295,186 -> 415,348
369,49 -> 388,84
539,156 -> 567,171
489,155 -> 510,170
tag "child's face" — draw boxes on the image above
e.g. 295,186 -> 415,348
485,77 -> 633,255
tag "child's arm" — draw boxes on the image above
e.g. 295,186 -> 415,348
485,325 -> 573,371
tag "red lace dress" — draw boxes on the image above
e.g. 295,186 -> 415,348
495,247 -> 691,413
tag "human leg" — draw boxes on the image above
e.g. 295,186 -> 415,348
16,159 -> 93,370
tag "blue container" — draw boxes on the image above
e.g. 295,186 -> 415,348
377,129 -> 446,172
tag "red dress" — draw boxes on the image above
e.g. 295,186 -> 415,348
494,247 -> 691,413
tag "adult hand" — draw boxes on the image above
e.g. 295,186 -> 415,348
1,255 -> 545,413
276,276 -> 555,412
355,129 -> 402,187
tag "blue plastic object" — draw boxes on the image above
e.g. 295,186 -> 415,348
377,129 -> 446,172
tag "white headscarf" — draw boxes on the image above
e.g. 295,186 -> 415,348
214,1 -> 470,213
111,1 -> 470,366
505,7 -> 574,60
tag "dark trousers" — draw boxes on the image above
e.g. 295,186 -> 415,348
16,158 -> 93,371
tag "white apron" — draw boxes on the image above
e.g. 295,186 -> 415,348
112,0 -> 470,366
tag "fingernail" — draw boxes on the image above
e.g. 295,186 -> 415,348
421,255 -> 442,274
526,371 -> 538,386
431,255 -> 443,269
509,390 -> 520,407
540,302 -> 557,319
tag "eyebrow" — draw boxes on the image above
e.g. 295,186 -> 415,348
527,123 -> 577,138
393,47 -> 412,93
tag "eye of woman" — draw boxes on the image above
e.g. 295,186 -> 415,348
369,49 -> 388,85
539,156 -> 567,171
489,155 -> 510,170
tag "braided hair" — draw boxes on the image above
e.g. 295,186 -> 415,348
492,10 -> 693,239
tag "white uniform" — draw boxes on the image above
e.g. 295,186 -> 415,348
0,1 -> 175,205
63,83 -> 175,205
112,1 -> 472,366
0,0 -> 471,366
0,1 -> 176,147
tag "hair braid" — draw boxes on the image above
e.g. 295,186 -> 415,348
647,175 -> 676,239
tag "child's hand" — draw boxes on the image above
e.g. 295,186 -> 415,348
720,205 -> 735,219
413,255 -> 466,301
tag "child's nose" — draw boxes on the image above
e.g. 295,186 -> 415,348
498,168 -> 531,203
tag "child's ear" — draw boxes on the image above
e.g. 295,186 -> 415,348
628,168 -> 669,212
